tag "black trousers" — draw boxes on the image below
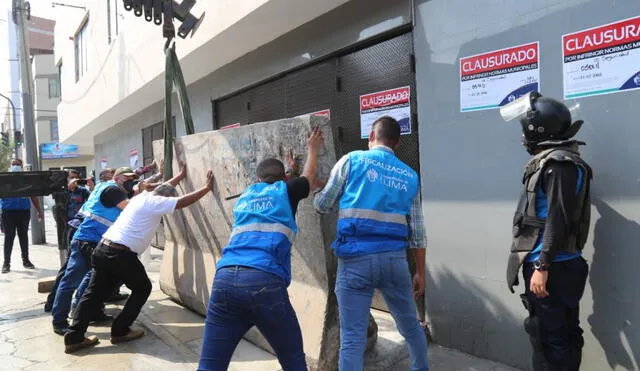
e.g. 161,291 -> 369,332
523,257 -> 589,370
65,244 -> 152,344
2,210 -> 31,265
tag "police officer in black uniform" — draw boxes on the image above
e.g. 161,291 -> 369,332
502,92 -> 592,371
52,170 -> 91,266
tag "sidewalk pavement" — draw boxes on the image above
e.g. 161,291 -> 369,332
0,211 -> 521,370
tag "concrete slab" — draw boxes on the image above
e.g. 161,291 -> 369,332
139,296 -> 282,371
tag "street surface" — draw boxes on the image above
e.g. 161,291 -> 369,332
0,210 -> 521,370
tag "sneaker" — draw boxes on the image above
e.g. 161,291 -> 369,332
1,264 -> 9,274
111,328 -> 145,344
53,322 -> 70,336
22,260 -> 35,269
64,336 -> 99,354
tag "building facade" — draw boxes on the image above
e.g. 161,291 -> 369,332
2,14 -> 92,176
55,1 -> 640,370
32,52 -> 93,177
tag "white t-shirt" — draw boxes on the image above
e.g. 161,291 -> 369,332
102,191 -> 178,255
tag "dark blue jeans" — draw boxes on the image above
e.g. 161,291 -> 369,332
51,240 -> 92,326
198,266 -> 307,371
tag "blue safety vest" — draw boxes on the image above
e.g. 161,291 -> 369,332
526,166 -> 584,263
217,181 -> 298,284
333,148 -> 419,257
0,197 -> 30,210
73,181 -> 123,243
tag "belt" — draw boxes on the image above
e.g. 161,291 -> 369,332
101,239 -> 133,253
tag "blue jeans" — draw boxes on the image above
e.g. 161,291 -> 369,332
73,270 -> 93,310
51,240 -> 92,326
198,266 -> 307,371
336,249 -> 428,371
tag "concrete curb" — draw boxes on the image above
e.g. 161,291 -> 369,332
137,297 -> 199,367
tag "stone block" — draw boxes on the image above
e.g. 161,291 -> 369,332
37,276 -> 56,293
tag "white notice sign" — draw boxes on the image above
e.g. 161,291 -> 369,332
563,16 -> 640,99
459,42 -> 540,112
360,87 -> 411,139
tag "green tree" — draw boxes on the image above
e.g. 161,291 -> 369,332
0,143 -> 14,172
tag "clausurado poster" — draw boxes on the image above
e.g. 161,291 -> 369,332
460,42 -> 540,112
360,87 -> 411,138
563,16 -> 640,99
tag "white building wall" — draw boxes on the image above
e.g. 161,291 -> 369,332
90,0 -> 411,171
54,0 -> 351,144
33,54 -> 58,120
32,49 -> 93,172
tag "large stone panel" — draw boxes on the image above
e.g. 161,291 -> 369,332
153,115 -> 340,368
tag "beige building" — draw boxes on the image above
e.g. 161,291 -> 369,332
32,52 -> 93,176
27,16 -> 93,177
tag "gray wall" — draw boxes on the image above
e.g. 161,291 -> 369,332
414,0 -> 640,370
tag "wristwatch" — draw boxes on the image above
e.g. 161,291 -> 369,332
533,259 -> 548,271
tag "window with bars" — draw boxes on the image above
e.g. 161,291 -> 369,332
48,77 -> 60,99
142,118 -> 176,166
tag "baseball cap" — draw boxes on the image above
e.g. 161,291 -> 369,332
114,166 -> 137,177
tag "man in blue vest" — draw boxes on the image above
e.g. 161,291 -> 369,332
314,116 -> 428,371
51,166 -> 138,335
1,158 -> 43,273
198,127 -> 323,371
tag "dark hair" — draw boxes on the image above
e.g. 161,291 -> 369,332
12,158 -> 23,165
66,169 -> 80,177
256,158 -> 285,184
372,116 -> 401,145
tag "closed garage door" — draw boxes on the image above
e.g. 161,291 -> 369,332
215,32 -> 421,313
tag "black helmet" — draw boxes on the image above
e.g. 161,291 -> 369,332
520,92 -> 582,145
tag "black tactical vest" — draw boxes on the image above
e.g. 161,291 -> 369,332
506,145 -> 592,293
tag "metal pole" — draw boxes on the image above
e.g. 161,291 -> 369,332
0,92 -> 20,158
13,0 -> 45,244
